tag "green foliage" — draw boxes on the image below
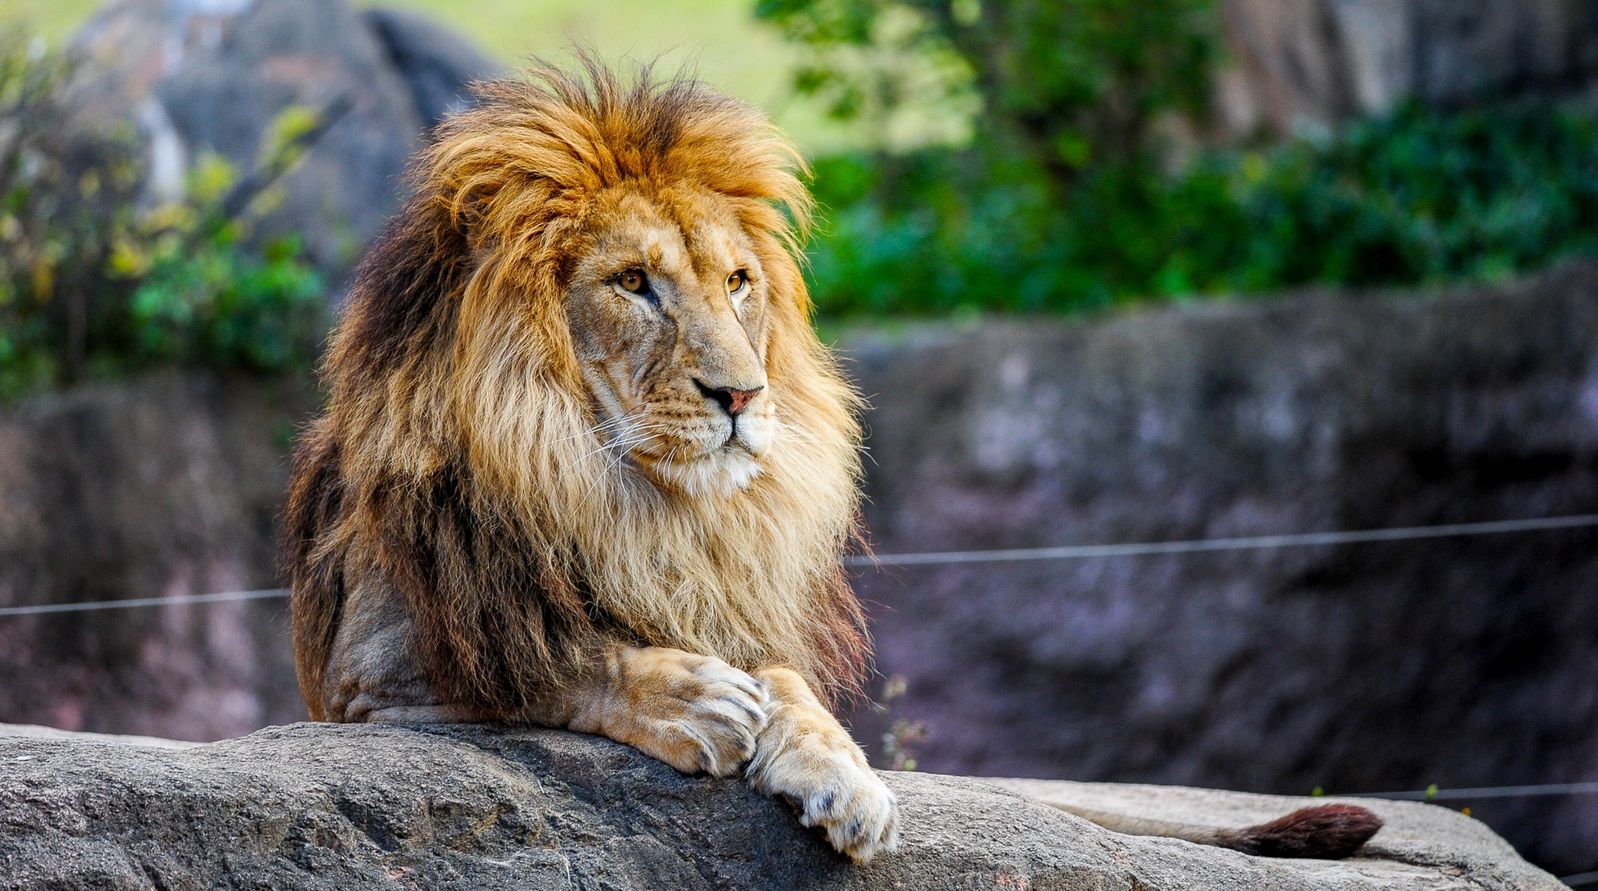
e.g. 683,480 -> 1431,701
124,219 -> 325,373
764,0 -> 1598,317
0,35 -> 325,400
757,0 -> 1216,177
804,100 -> 1598,316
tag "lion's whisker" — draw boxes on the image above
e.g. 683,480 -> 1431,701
573,408 -> 651,442
574,422 -> 667,463
559,410 -> 647,446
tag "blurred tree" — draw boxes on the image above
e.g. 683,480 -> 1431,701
755,0 -> 1218,190
0,33 -> 329,400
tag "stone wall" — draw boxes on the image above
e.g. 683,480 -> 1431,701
0,373 -> 315,739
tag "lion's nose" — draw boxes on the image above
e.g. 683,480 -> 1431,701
694,380 -> 764,417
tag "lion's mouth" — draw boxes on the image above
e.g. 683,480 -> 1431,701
618,428 -> 763,496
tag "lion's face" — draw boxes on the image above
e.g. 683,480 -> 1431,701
564,185 -> 777,497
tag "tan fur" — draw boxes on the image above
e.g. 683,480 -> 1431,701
286,58 -> 868,715
567,645 -> 769,778
281,57 -> 893,862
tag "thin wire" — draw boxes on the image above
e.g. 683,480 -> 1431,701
1356,781 -> 1598,801
4,513 -> 1597,615
842,513 -> 1598,568
0,588 -> 290,617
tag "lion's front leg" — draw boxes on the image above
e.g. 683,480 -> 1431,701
745,667 -> 901,864
565,644 -> 769,777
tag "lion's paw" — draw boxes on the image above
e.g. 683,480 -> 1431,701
748,711 -> 901,863
791,752 -> 900,863
587,647 -> 769,779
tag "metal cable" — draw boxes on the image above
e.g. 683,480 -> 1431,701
0,588 -> 290,617
4,513 -> 1596,615
841,513 -> 1598,568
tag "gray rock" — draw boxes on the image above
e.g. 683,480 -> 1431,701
0,722 -> 1562,890
840,262 -> 1598,874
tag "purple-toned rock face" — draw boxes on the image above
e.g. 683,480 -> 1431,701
0,373 -> 315,741
839,264 -> 1598,875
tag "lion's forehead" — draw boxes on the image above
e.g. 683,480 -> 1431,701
586,188 -> 752,283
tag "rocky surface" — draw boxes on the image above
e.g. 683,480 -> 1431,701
841,262 -> 1598,874
62,0 -> 498,282
1217,0 -> 1598,135
0,722 -> 1562,890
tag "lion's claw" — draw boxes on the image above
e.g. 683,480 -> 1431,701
651,657 -> 767,777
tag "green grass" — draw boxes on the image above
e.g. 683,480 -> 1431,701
0,0 -> 863,151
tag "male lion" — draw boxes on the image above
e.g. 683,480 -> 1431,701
283,60 -> 1380,864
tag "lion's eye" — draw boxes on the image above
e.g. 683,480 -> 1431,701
727,270 -> 748,293
617,268 -> 649,295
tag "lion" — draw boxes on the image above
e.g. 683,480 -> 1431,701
281,58 -> 1381,865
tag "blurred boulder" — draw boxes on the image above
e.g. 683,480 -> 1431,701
0,372 -> 314,740
361,7 -> 500,130
60,0 -> 499,284
842,262 -> 1598,874
0,722 -> 1562,890
1217,0 -> 1598,135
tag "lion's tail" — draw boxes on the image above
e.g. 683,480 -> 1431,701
1052,802 -> 1382,859
988,779 -> 1382,859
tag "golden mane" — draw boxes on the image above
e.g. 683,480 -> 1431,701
283,59 -> 868,720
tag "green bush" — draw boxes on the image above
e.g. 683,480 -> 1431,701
804,100 -> 1598,317
0,36 -> 326,400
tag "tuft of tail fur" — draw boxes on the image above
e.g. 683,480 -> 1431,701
1213,804 -> 1383,859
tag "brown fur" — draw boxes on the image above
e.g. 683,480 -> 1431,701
1216,804 -> 1384,859
282,58 -> 867,723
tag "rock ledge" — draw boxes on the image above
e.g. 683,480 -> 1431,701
0,722 -> 1560,890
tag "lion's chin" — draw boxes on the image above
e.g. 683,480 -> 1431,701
647,449 -> 763,498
